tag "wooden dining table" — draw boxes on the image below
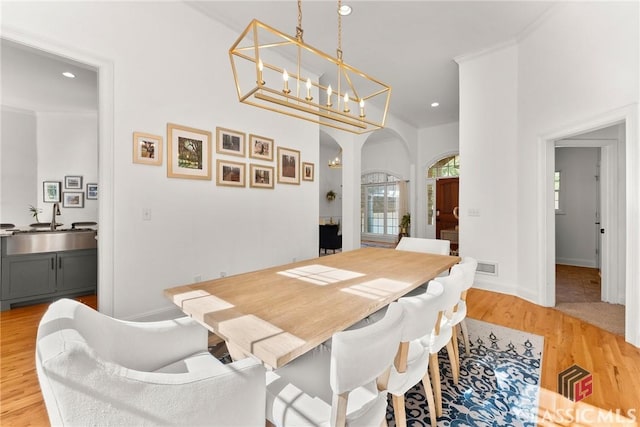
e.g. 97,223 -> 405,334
164,247 -> 460,369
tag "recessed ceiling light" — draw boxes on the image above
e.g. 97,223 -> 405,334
431,102 -> 440,108
62,72 -> 76,79
338,4 -> 352,16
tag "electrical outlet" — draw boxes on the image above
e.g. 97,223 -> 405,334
220,271 -> 227,278
194,274 -> 202,283
142,208 -> 152,221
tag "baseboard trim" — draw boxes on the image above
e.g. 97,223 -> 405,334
123,305 -> 185,322
556,258 -> 597,268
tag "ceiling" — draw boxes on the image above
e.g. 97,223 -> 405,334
1,2 -> 556,129
187,1 -> 557,130
1,39 -> 98,113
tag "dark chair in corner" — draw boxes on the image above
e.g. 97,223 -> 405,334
319,224 -> 342,255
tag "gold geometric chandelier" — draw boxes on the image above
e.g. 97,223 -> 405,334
229,0 -> 391,134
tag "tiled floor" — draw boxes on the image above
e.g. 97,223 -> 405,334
555,264 -> 601,303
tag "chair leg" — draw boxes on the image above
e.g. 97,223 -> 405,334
422,370 -> 438,427
429,353 -> 443,417
391,393 -> 407,427
445,340 -> 459,385
451,326 -> 460,362
460,319 -> 470,356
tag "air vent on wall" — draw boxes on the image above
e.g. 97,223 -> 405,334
477,261 -> 498,276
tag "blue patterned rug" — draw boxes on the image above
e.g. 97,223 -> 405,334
385,318 -> 543,426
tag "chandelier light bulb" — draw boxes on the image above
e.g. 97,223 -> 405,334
359,99 -> 365,118
305,78 -> 313,101
257,59 -> 265,85
327,85 -> 333,107
343,92 -> 350,113
282,69 -> 291,94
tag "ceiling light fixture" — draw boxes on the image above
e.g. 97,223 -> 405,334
328,148 -> 342,168
431,102 -> 439,107
62,72 -> 76,79
229,0 -> 391,134
338,4 -> 352,16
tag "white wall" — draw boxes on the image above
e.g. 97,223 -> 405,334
516,1 -> 638,303
2,1 -> 319,320
0,107 -> 37,225
417,122 -> 459,238
457,42 -> 520,296
36,112 -> 98,226
458,1 -> 639,345
555,147 -> 599,267
362,136 -> 411,179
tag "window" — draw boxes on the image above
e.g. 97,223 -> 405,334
361,172 -> 401,237
554,171 -> 562,212
426,181 -> 435,226
428,155 -> 459,178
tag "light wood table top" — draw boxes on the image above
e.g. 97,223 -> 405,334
165,247 -> 460,369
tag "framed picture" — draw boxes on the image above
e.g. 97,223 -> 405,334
86,183 -> 98,200
302,162 -> 315,181
216,159 -> 246,187
62,192 -> 84,208
167,123 -> 212,180
249,164 -> 275,189
216,127 -> 246,157
248,134 -> 274,161
133,131 -> 163,165
65,175 -> 83,189
43,181 -> 61,203
277,147 -> 300,185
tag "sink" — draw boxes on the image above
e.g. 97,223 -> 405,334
29,222 -> 63,229
4,229 -> 97,255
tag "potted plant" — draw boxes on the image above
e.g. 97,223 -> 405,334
326,190 -> 336,202
400,213 -> 411,235
29,205 -> 42,223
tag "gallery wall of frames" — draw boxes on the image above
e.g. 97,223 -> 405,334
42,176 -> 97,208
133,123 -> 316,188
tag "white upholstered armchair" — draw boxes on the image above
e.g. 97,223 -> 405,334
35,298 -> 266,426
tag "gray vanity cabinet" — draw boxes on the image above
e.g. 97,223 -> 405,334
1,245 -> 97,310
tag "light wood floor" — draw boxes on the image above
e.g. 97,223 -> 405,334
2,291 -> 639,426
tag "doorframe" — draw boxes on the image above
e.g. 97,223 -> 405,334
537,104 -> 639,346
423,151 -> 459,239
2,27 -> 116,316
554,140 -> 619,303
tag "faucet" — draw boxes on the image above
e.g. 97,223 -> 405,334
51,203 -> 61,230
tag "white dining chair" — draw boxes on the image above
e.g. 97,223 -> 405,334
396,236 -> 451,258
396,237 -> 452,297
36,298 -> 266,426
447,257 -> 478,360
387,281 -> 445,427
266,303 -> 405,427
419,269 -> 464,416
